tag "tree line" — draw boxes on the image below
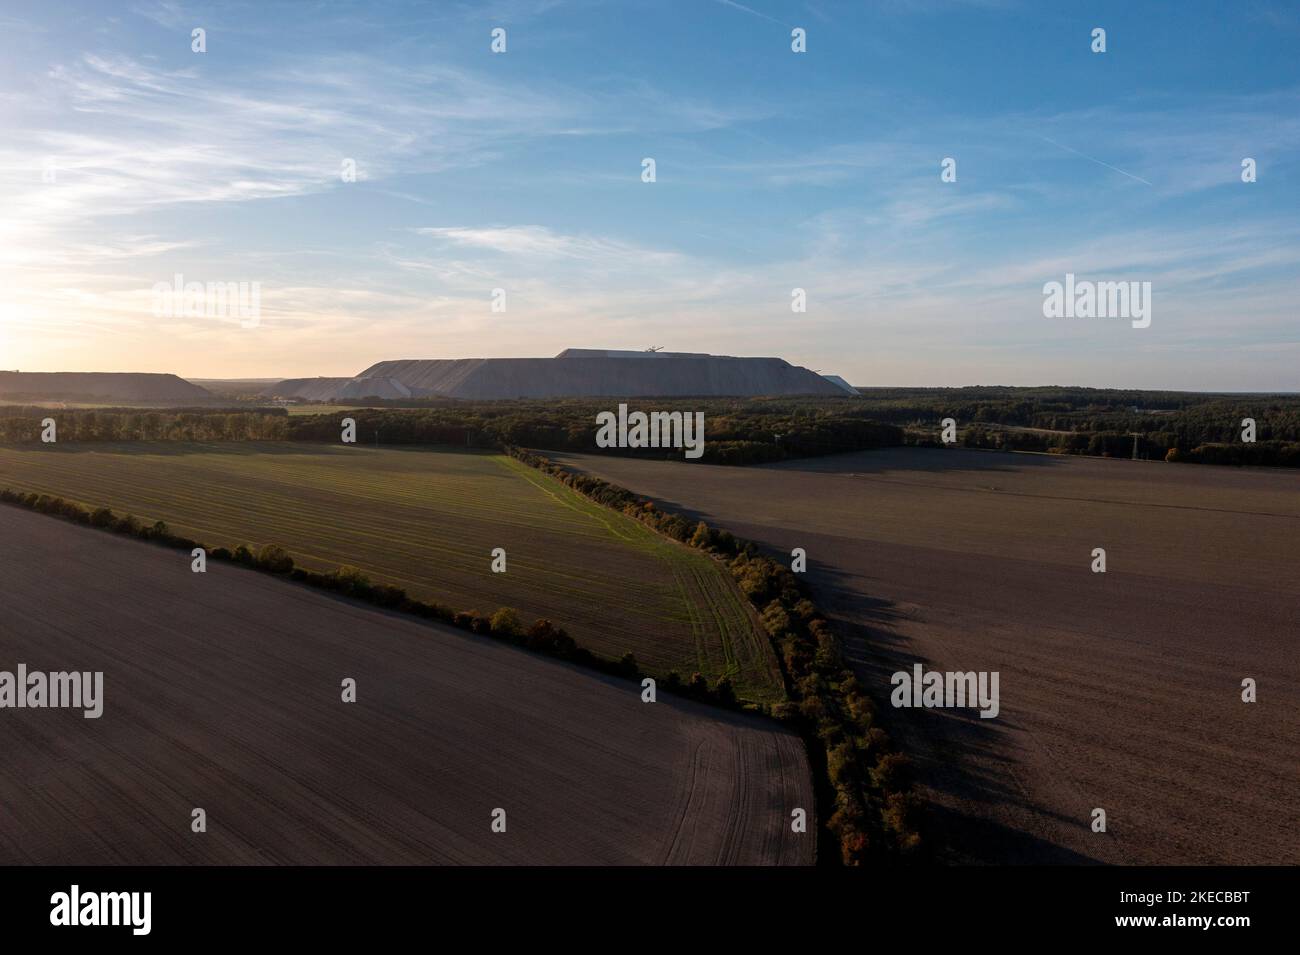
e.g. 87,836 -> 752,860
0,486 -> 754,715
0,407 -> 291,442
865,387 -> 1300,466
5,385 -> 1298,467
507,445 -> 924,865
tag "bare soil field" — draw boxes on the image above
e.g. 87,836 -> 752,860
547,447 -> 1300,865
0,444 -> 783,702
0,505 -> 813,865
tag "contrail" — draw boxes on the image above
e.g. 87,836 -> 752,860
713,0 -> 790,27
1040,136 -> 1152,186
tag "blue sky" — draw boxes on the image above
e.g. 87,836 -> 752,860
1,0 -> 1297,388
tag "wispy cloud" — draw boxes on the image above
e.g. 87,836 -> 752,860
129,1 -> 189,29
1039,136 -> 1152,186
712,0 -> 791,27
416,225 -> 679,265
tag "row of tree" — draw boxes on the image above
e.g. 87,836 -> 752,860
283,398 -> 902,464
910,425 -> 1300,466
506,446 -> 923,864
0,485 -> 747,709
0,407 -> 291,442
5,386 -> 1298,467
863,387 -> 1300,452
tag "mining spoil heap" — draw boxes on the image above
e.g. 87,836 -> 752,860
265,349 -> 852,400
0,371 -> 212,402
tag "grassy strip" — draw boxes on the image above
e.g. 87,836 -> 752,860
504,445 -> 925,864
0,486 -> 748,711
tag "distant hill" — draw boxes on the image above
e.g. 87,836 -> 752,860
264,349 -> 848,400
261,377 -> 355,401
0,372 -> 211,402
189,378 -> 284,398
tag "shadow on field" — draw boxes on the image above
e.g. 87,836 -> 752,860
922,805 -> 1102,865
760,446 -> 1070,476
809,563 -> 1101,865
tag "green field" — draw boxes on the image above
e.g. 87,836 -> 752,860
0,443 -> 784,702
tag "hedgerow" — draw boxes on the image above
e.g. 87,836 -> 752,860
0,486 -> 746,710
502,446 -> 924,864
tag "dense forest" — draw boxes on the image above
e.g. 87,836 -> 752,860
859,386 -> 1300,438
0,406 -> 292,442
3,386 -> 1298,467
868,387 -> 1300,466
283,397 -> 902,464
0,398 -> 902,464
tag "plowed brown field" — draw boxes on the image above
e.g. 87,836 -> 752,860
0,505 -> 813,865
547,447 -> 1300,864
